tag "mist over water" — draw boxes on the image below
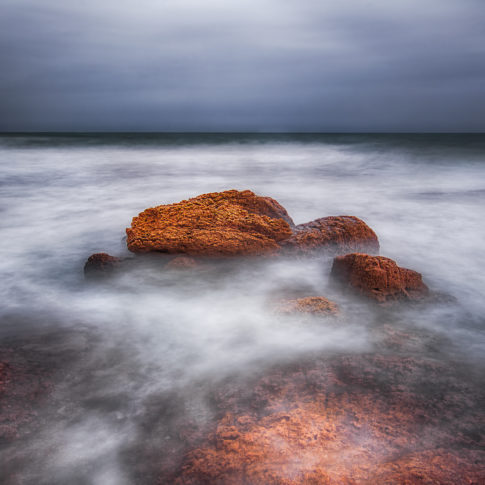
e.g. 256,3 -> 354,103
1,133 -> 484,483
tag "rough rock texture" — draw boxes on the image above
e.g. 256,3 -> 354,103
125,190 -> 380,257
174,354 -> 485,484
331,253 -> 428,303
0,361 -> 10,395
276,296 -> 339,316
126,190 -> 294,256
0,357 -> 51,443
284,216 -> 379,255
84,252 -> 122,278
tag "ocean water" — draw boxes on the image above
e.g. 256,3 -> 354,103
0,133 -> 484,483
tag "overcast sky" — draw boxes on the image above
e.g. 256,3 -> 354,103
0,0 -> 484,132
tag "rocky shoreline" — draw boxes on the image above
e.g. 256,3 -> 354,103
2,189 -> 483,484
84,189 -> 429,307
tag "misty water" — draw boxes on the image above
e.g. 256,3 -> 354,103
1,133 -> 484,484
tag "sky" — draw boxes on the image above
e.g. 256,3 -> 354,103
0,0 -> 484,132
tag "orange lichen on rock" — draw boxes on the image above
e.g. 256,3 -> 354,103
330,253 -> 428,303
276,296 -> 339,316
372,449 -> 485,484
126,190 -> 294,256
284,216 -> 379,255
174,355 -> 485,484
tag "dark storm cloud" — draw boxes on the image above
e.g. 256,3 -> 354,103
0,0 -> 484,131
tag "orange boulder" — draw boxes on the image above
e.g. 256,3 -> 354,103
330,253 -> 428,303
126,190 -> 294,256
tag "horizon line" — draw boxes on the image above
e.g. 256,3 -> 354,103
1,131 -> 485,136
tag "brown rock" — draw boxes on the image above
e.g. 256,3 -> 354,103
174,354 -> 485,484
0,356 -> 52,443
165,256 -> 200,270
126,190 -> 294,256
84,252 -> 122,278
284,215 -> 379,255
330,252 -> 428,303
0,361 -> 11,395
276,296 -> 339,316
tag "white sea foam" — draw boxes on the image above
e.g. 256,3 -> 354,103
0,134 -> 484,483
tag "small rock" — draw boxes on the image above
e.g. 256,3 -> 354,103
330,252 -> 428,304
84,253 -> 121,279
276,296 -> 339,316
165,256 -> 200,270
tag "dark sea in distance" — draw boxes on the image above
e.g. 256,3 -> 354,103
0,133 -> 484,483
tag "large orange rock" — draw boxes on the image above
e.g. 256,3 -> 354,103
331,252 -> 428,303
126,190 -> 294,256
126,190 -> 380,257
284,216 -> 379,255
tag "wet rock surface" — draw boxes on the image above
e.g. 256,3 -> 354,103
1,304 -> 483,484
0,351 -> 52,445
331,253 -> 429,304
173,353 -> 485,484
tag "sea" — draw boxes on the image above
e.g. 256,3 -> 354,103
0,133 -> 484,483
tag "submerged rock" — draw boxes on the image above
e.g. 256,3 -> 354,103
284,215 -> 379,255
174,354 -> 484,484
0,361 -> 10,395
276,296 -> 339,316
165,255 -> 201,270
126,190 -> 294,256
330,252 -> 428,303
0,355 -> 52,443
84,252 -> 122,279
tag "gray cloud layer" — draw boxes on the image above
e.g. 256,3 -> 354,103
1,0 -> 484,131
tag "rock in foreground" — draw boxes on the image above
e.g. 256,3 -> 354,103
126,190 -> 294,256
174,354 -> 484,484
331,253 -> 429,303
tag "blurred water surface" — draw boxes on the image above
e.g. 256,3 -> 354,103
0,133 -> 484,484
